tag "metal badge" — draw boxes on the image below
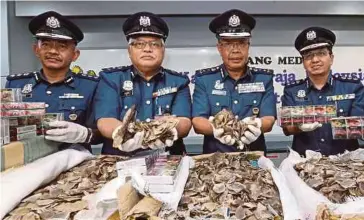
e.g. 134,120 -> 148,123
139,16 -> 151,27
21,84 -> 33,94
214,80 -> 224,90
123,81 -> 133,91
69,113 -> 78,121
46,16 -> 60,29
237,82 -> 265,93
296,90 -> 306,98
228,14 -> 240,27
306,30 -> 316,40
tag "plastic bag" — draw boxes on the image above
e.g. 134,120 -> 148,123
279,149 -> 364,219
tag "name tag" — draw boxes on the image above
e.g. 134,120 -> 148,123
237,82 -> 265,93
326,94 -> 355,102
212,90 -> 227,96
152,87 -> 177,98
59,93 -> 84,99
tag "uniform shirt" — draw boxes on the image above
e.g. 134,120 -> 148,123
192,64 -> 276,153
281,74 -> 364,155
94,65 -> 192,155
6,70 -> 100,149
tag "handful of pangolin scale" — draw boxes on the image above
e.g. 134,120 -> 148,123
113,105 -> 179,149
211,109 -> 257,148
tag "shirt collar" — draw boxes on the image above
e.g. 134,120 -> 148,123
30,69 -> 75,88
306,72 -> 333,91
220,64 -> 252,82
131,66 -> 164,81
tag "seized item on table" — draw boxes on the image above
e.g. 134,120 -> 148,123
330,117 -> 364,140
159,153 -> 283,219
210,109 -> 256,149
294,156 -> 364,203
42,113 -> 64,134
4,155 -> 127,220
315,204 -> 364,220
113,105 -> 179,149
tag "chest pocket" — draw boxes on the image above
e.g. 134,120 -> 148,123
154,93 -> 176,116
236,93 -> 263,117
120,96 -> 139,119
58,101 -> 87,123
208,94 -> 231,116
336,99 -> 353,117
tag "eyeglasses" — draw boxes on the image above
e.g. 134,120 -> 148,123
302,50 -> 330,60
38,40 -> 74,52
218,41 -> 249,50
130,41 -> 164,50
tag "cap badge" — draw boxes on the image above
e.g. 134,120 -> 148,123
46,16 -> 60,29
306,30 -> 316,41
228,14 -> 240,27
139,16 -> 151,27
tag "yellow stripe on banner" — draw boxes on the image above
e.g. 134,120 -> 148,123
2,141 -> 24,171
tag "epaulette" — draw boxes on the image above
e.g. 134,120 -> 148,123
333,74 -> 361,83
164,68 -> 188,78
73,73 -> 99,82
195,65 -> 221,77
250,67 -> 274,75
6,71 -> 35,80
283,78 -> 307,88
101,65 -> 131,73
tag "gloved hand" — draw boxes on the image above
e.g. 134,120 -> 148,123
240,117 -> 262,145
45,121 -> 89,143
299,122 -> 322,132
208,116 -> 235,146
149,127 -> 178,149
118,131 -> 145,152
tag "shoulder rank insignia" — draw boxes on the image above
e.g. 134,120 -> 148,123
195,65 -> 221,77
75,73 -> 99,81
101,65 -> 131,73
284,78 -> 306,87
333,74 -> 360,83
250,67 -> 274,74
71,65 -> 83,74
7,71 -> 36,80
87,70 -> 97,77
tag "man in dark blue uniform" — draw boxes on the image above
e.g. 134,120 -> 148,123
192,9 -> 276,154
94,12 -> 192,156
281,27 -> 364,156
6,11 -> 101,150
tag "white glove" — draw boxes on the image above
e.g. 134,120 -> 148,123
240,117 -> 262,145
148,127 -> 178,149
45,121 -> 89,143
299,122 -> 322,132
118,131 -> 145,152
209,116 -> 235,146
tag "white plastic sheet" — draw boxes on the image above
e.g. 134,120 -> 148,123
0,148 -> 93,219
258,156 -> 304,219
279,149 -> 364,219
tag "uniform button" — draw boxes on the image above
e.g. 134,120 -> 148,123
146,118 -> 151,122
46,90 -> 52,95
253,100 -> 257,104
124,105 -> 128,109
234,100 -> 238,104
166,105 -> 170,109
235,86 -> 238,90
216,102 -> 220,106
235,115 -> 239,119
147,83 -> 150,87
146,100 -> 151,105
339,109 -> 343,113
71,106 -> 75,110
319,96 -> 322,99
321,138 -> 325,142
45,104 -> 49,108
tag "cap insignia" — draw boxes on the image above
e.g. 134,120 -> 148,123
228,14 -> 240,27
46,16 -> 60,29
139,16 -> 151,27
306,30 -> 316,41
